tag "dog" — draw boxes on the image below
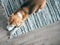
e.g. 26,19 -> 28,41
7,0 -> 46,38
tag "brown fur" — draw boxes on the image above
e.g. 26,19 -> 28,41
9,10 -> 28,26
8,0 -> 46,27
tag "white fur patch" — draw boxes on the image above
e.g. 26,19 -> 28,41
17,12 -> 22,19
7,25 -> 15,31
38,9 -> 41,12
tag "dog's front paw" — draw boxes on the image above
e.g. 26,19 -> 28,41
7,25 -> 15,31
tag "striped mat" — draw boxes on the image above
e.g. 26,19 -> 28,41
1,0 -> 60,38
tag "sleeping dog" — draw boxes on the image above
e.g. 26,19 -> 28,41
7,0 -> 46,38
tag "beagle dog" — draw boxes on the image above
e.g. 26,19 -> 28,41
7,0 -> 46,38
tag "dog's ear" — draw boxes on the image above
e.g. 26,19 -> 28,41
9,13 -> 14,23
12,13 -> 14,15
12,13 -> 14,16
9,13 -> 14,17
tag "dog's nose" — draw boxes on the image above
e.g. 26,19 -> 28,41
7,25 -> 15,31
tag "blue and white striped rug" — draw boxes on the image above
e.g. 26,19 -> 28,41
1,0 -> 60,38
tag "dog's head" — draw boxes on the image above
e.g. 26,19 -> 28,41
7,13 -> 23,31
6,8 -> 29,31
9,13 -> 23,26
